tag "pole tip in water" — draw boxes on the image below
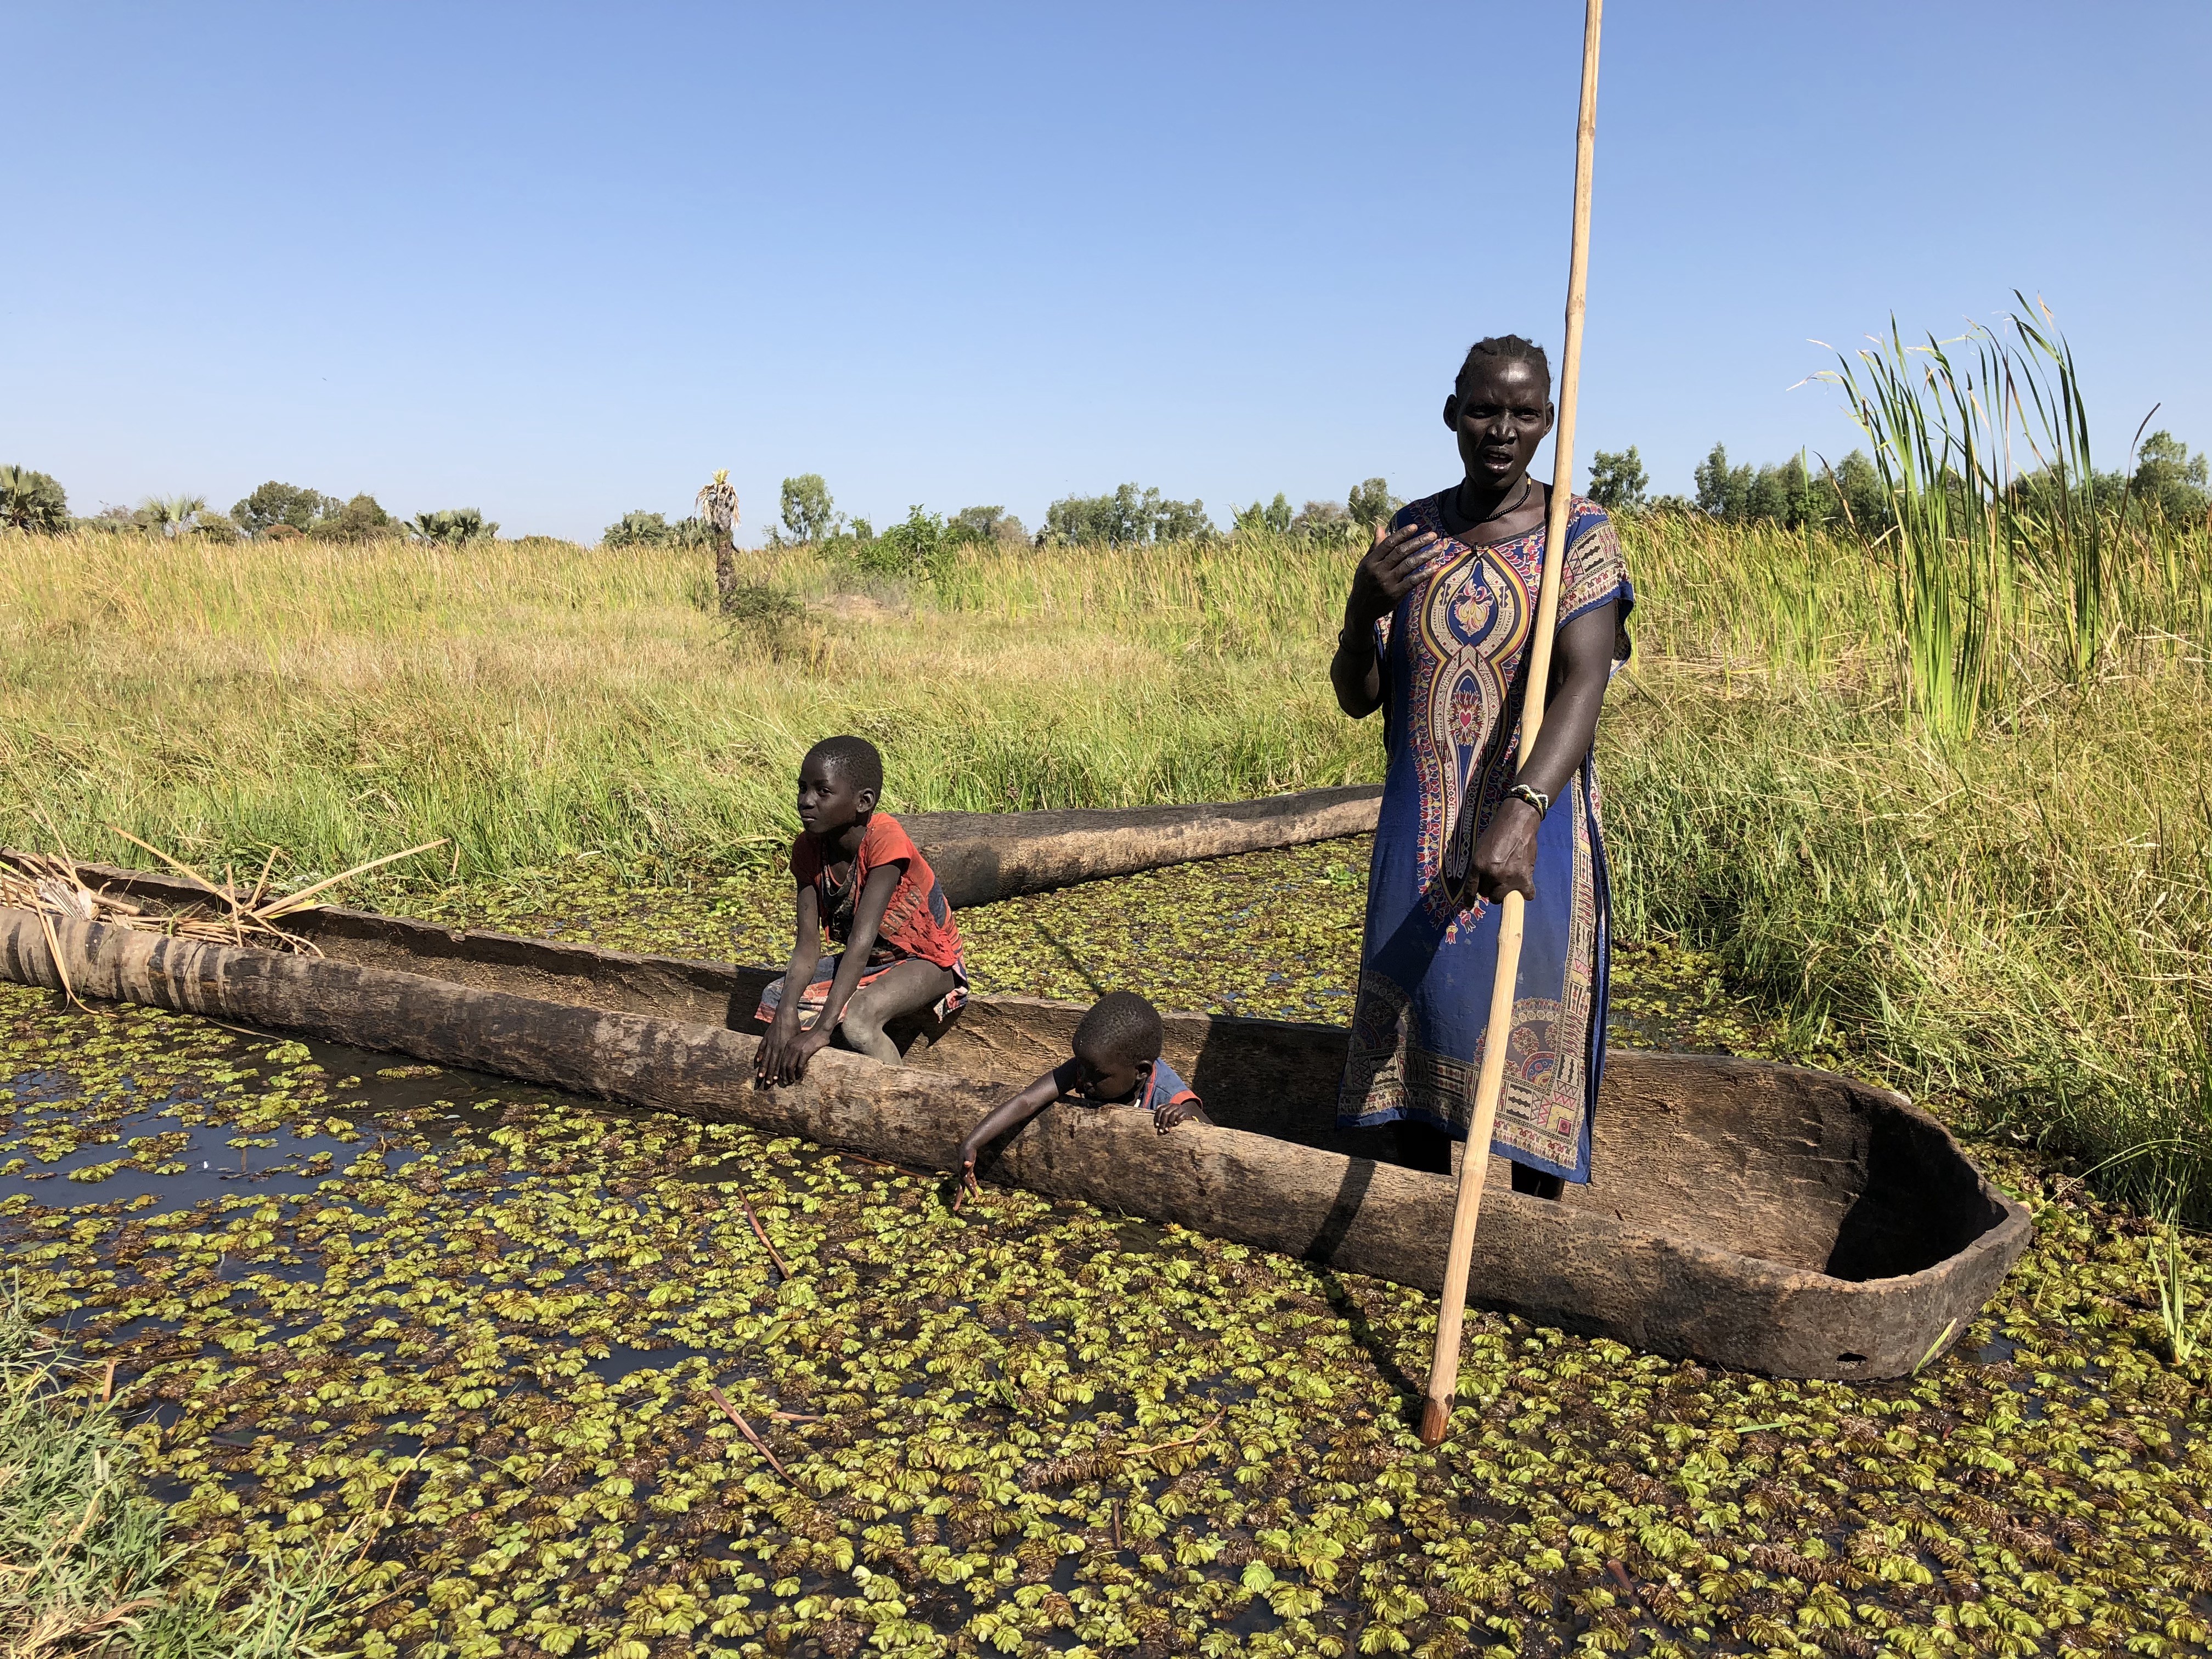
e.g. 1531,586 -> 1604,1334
1418,1395 -> 1449,1446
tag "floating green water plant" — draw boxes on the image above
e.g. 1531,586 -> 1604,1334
2,958 -> 2208,1657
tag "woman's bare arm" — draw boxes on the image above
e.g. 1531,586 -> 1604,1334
1469,599 -> 1621,902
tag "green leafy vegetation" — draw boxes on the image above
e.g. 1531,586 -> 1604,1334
310,494 -> 397,542
232,482 -> 343,539
1,465 -> 71,534
603,511 -> 675,549
406,508 -> 499,546
777,475 -> 843,547
946,507 -> 1029,548
1345,479 -> 1400,537
1045,484 -> 1214,546
0,887 -> 2206,1655
1583,446 -> 1648,515
131,495 -> 212,539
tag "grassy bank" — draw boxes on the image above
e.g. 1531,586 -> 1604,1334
0,529 -> 1367,880
0,1291 -> 364,1655
3,518 -> 2208,1210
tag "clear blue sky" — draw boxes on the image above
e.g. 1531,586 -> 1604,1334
6,2 -> 2207,543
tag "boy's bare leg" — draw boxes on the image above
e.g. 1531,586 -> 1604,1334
838,960 -> 957,1065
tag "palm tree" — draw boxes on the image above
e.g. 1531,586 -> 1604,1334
407,508 -> 496,544
0,466 -> 70,533
137,494 -> 208,537
695,470 -> 740,613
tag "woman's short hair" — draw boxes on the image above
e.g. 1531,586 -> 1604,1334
1456,335 -> 1551,397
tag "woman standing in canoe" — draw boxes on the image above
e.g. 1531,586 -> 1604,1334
1332,335 -> 1633,1195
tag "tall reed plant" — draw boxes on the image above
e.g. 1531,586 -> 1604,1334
1816,297 -> 2183,741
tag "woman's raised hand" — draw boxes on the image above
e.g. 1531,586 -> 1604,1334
1346,521 -> 1442,628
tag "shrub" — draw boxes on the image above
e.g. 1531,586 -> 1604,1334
857,505 -> 952,580
719,579 -> 823,663
0,466 -> 69,533
192,510 -> 242,540
310,494 -> 394,541
232,481 -> 338,536
605,510 -> 672,548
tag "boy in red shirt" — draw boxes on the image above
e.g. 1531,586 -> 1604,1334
754,735 -> 968,1085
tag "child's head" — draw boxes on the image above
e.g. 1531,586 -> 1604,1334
796,735 -> 883,836
1071,991 -> 1164,1102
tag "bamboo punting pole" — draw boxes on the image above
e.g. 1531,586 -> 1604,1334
1417,0 -> 1605,1449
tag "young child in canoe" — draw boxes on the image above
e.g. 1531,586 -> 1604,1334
956,991 -> 1209,1195
754,735 -> 967,1086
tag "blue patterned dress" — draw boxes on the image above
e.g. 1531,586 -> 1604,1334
1336,491 -> 1633,1182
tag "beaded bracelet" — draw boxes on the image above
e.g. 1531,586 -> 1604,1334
1507,783 -> 1550,820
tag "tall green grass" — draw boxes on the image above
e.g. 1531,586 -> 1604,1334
0,531 -> 1372,882
1818,299 -> 2211,739
0,1294 -> 364,1655
3,507 -> 2208,1211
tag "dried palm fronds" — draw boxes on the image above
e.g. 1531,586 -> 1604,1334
1,834 -> 448,959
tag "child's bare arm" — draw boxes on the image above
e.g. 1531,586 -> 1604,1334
755,884 -> 824,1085
957,1059 -> 1081,1194
833,861 -> 900,975
763,863 -> 902,1085
808,861 -> 901,1032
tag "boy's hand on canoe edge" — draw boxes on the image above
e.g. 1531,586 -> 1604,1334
755,1022 -> 833,1087
951,1144 -> 985,1213
1154,1099 -> 1201,1133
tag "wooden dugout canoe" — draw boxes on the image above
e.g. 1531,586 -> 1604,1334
0,854 -> 2029,1383
905,785 -> 1383,906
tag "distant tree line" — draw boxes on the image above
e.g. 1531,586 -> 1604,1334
1584,435 -> 2210,531
609,473 -> 1409,556
0,470 -> 497,542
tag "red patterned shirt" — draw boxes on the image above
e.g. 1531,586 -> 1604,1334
789,813 -> 964,971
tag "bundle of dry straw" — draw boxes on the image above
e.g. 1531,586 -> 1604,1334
1,833 -> 447,960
